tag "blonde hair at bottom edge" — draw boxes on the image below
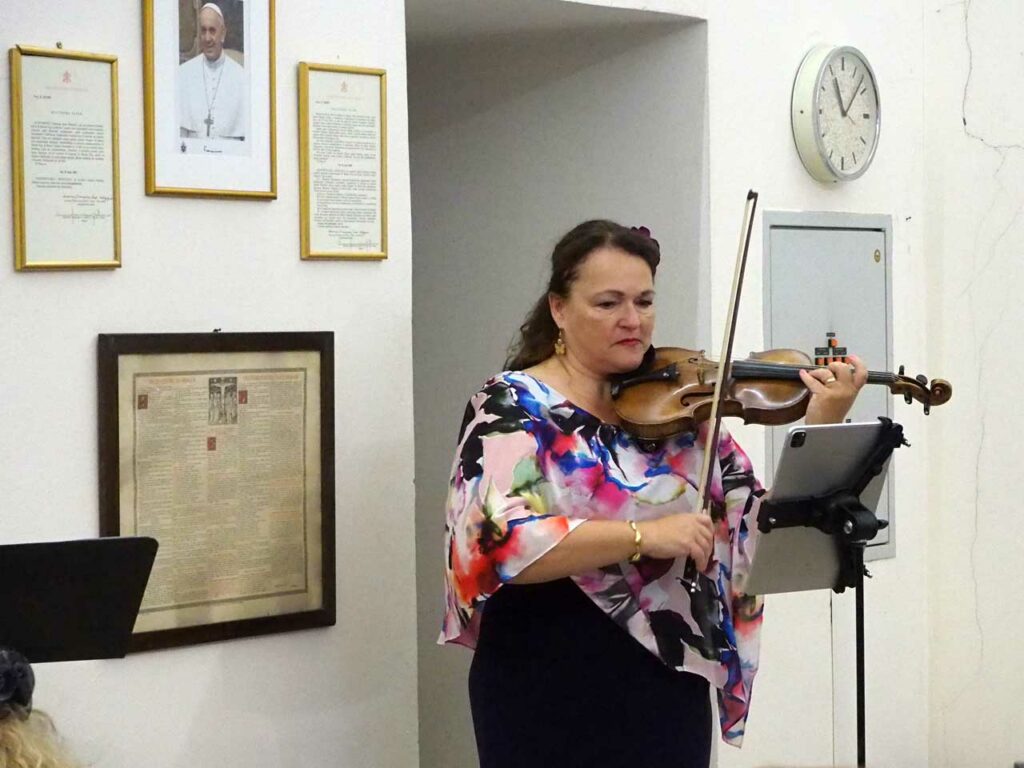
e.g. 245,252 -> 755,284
0,708 -> 79,768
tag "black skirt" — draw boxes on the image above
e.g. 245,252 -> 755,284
469,578 -> 711,768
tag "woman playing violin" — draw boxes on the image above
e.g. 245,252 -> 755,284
439,219 -> 866,768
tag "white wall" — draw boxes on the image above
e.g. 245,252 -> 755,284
925,3 -> 1024,767
701,3 -> 931,766
703,3 -> 1022,767
409,10 -> 707,766
0,3 -> 419,767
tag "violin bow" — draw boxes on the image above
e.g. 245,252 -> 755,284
687,190 -> 759,593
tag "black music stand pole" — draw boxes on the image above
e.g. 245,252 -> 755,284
854,541 -> 867,767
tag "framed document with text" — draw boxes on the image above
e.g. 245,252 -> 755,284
9,46 -> 121,271
143,0 -> 276,198
299,63 -> 387,259
98,332 -> 335,652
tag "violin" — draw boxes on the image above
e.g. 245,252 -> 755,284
610,346 -> 953,440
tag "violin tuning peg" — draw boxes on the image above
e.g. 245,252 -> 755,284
924,403 -> 931,416
898,364 -> 905,376
916,374 -> 928,385
904,393 -> 913,405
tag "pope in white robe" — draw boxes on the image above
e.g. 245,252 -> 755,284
177,3 -> 248,141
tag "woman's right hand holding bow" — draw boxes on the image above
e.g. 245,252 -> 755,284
638,513 -> 715,569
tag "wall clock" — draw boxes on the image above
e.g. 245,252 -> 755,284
791,45 -> 880,183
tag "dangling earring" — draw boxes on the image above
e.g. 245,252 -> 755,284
554,329 -> 567,356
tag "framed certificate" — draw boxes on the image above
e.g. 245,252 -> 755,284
143,0 -> 277,199
299,63 -> 387,259
9,46 -> 121,271
98,332 -> 335,652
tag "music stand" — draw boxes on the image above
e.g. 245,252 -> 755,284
0,537 -> 158,663
745,418 -> 907,768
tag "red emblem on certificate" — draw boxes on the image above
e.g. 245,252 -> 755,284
207,437 -> 216,451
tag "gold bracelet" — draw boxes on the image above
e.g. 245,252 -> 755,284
627,519 -> 643,563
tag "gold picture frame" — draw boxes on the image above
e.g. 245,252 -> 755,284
143,0 -> 277,199
10,45 -> 121,271
298,63 -> 387,260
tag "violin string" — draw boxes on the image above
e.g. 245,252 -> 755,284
729,361 -> 897,383
697,358 -> 892,376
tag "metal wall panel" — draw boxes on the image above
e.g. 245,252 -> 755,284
762,212 -> 894,556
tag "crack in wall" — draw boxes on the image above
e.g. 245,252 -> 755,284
960,0 -> 1024,152
968,290 -> 990,669
940,0 -> 1022,729
956,151 -> 1008,301
939,4 -> 1024,754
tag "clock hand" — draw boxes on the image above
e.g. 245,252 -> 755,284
833,77 -> 847,117
844,75 -> 865,117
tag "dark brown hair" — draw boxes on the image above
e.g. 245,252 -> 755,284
505,220 -> 660,370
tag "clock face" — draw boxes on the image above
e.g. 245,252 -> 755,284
814,48 -> 879,179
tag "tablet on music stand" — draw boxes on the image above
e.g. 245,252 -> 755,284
743,422 -> 891,595
0,537 -> 158,663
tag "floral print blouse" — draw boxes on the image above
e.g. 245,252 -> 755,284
439,371 -> 765,746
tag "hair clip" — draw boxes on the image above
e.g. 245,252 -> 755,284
0,648 -> 34,716
630,225 -> 660,250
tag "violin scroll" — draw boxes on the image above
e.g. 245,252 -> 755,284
893,365 -> 952,415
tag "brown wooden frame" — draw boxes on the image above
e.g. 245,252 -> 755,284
98,332 -> 335,652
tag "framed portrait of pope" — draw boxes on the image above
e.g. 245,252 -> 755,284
143,0 -> 276,198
